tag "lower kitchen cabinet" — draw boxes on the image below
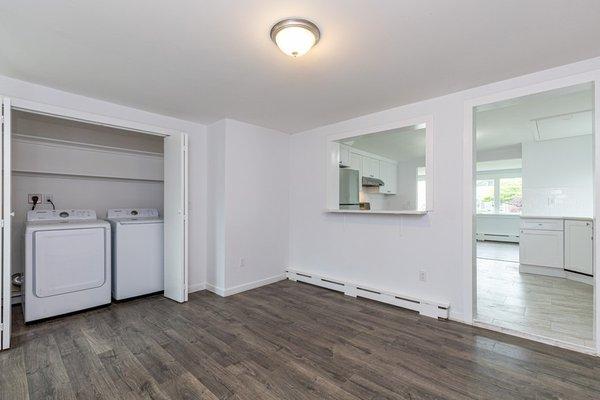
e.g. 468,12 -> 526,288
519,228 -> 564,269
564,219 -> 594,275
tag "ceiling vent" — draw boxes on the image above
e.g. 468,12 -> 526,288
531,109 -> 592,141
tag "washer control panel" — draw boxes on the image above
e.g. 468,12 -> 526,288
107,208 -> 160,219
27,209 -> 97,222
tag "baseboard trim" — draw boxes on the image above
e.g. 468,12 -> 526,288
188,282 -> 206,293
206,274 -> 287,297
206,283 -> 226,297
286,268 -> 450,319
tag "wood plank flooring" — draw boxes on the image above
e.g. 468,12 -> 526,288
2,280 -> 600,400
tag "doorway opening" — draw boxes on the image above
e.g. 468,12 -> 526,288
473,82 -> 595,350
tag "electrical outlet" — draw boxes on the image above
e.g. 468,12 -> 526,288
419,270 -> 427,282
27,193 -> 42,204
239,257 -> 245,268
44,194 -> 54,204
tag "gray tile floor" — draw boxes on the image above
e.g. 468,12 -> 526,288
476,241 -> 594,348
476,240 -> 519,262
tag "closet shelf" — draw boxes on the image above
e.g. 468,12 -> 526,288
13,134 -> 163,158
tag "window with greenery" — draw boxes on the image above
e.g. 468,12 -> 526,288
476,179 -> 495,214
476,175 -> 522,215
499,177 -> 522,214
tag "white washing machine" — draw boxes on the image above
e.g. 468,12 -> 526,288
106,208 -> 164,300
24,209 -> 111,322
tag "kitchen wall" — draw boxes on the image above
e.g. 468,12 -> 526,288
0,74 -> 208,292
357,158 -> 423,212
289,57 -> 600,321
522,134 -> 593,217
386,158 -> 423,211
207,119 -> 290,295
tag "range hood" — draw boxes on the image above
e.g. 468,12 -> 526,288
362,176 -> 385,187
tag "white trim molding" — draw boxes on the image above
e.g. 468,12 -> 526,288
287,267 -> 450,319
206,274 -> 287,297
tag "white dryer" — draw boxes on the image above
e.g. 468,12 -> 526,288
24,209 -> 111,322
106,208 -> 164,300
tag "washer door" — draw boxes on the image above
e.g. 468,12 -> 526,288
34,227 -> 106,298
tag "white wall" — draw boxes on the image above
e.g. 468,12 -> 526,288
206,120 -> 226,290
290,57 -> 600,321
522,135 -> 593,217
206,119 -> 289,295
0,74 -> 208,291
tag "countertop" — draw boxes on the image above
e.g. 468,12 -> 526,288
520,215 -> 593,221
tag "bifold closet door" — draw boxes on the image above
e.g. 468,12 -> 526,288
163,132 -> 188,303
1,97 -> 11,350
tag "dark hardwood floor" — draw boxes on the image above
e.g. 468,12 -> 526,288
1,280 -> 600,400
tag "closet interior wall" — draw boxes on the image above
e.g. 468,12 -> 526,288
10,111 -> 165,294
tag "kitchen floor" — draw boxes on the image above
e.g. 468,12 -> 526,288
476,240 -> 519,262
476,241 -> 594,348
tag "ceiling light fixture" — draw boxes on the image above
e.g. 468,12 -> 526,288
270,18 -> 320,57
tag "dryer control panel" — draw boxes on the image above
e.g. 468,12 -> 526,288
27,209 -> 97,222
107,208 -> 160,219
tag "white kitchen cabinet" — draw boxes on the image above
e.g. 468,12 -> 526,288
363,156 -> 380,179
349,152 -> 363,178
339,144 -> 350,167
519,228 -> 564,269
379,161 -> 397,194
564,219 -> 593,275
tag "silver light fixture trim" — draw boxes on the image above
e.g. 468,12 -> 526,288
270,18 -> 321,57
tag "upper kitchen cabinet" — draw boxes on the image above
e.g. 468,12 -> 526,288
339,144 -> 351,167
363,156 -> 380,179
349,152 -> 363,177
379,161 -> 398,194
327,115 -> 434,213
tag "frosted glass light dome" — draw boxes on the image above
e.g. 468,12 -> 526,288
270,19 -> 320,57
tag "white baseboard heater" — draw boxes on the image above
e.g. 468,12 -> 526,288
286,268 -> 449,319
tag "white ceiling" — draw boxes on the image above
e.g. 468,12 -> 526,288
1,1 -> 600,133
475,83 -> 593,151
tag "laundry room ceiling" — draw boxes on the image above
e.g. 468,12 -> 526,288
1,1 -> 600,133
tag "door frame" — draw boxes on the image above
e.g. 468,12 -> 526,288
462,71 -> 600,355
0,97 -> 189,350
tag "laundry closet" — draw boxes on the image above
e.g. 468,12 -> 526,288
10,110 -> 165,319
0,98 -> 188,350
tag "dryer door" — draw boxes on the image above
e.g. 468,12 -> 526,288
34,227 -> 106,297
